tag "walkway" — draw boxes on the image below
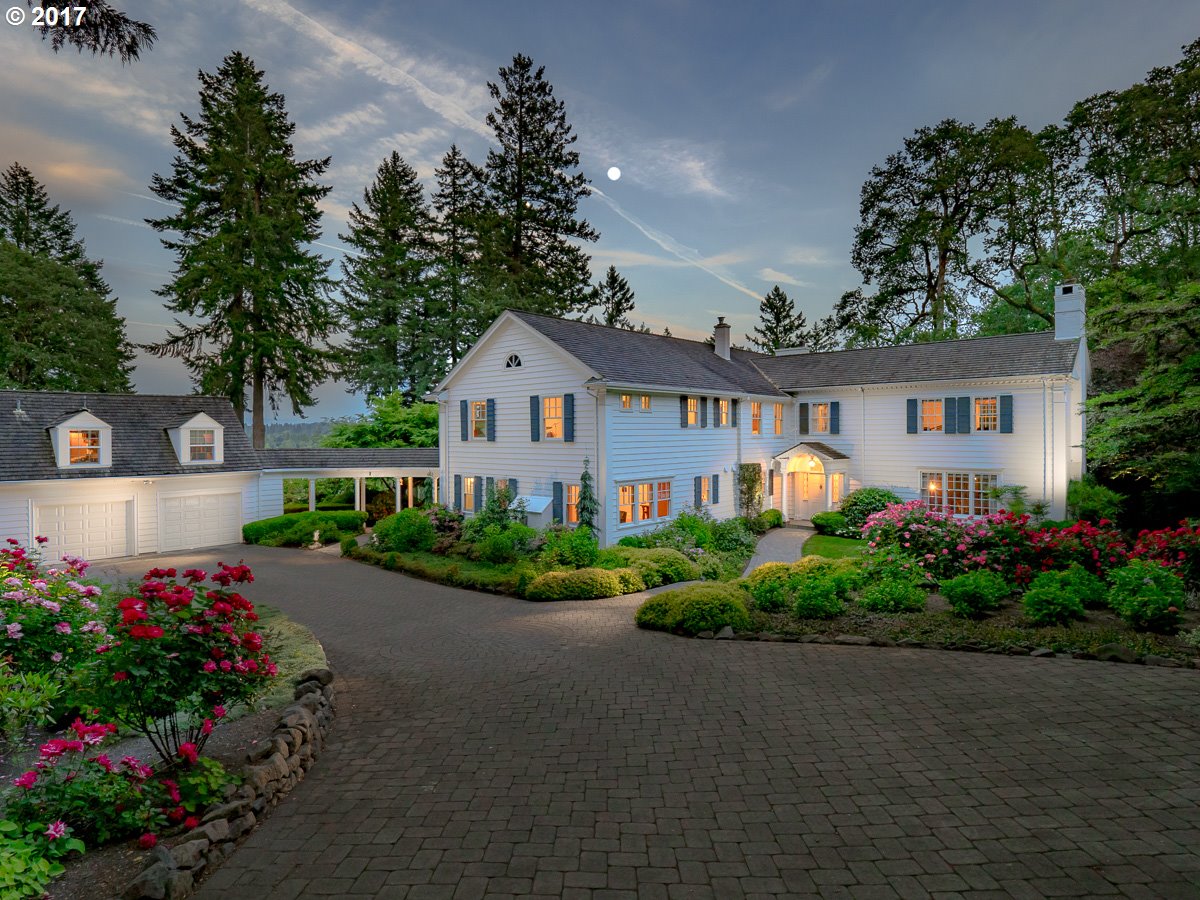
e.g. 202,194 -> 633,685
98,546 -> 1200,899
743,525 -> 815,574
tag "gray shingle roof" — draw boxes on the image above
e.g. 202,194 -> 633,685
260,449 -> 439,470
509,311 -> 787,396
0,391 -> 260,482
753,331 -> 1079,389
775,441 -> 850,461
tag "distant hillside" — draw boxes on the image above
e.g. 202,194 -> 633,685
264,421 -> 334,448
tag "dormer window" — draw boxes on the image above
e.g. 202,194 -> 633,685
189,429 -> 216,461
50,411 -> 112,469
69,430 -> 101,465
169,413 -> 225,465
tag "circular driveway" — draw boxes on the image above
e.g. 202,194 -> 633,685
99,546 -> 1200,899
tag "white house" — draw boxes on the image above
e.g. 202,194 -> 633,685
0,392 -> 438,561
430,283 -> 1089,546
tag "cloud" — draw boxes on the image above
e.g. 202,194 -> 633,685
295,102 -> 387,146
783,245 -> 839,267
764,61 -> 834,111
95,214 -> 152,229
588,248 -> 689,269
757,267 -> 809,288
0,125 -> 134,203
586,134 -> 731,200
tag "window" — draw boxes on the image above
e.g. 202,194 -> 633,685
686,397 -> 698,426
921,399 -> 943,432
975,397 -> 998,432
505,354 -> 522,368
772,403 -> 783,435
618,484 -> 635,524
189,429 -> 215,462
471,401 -> 487,439
619,480 -> 671,524
543,396 -> 563,439
751,402 -> 762,435
640,395 -> 651,412
718,399 -> 729,426
68,430 -> 100,465
922,471 -> 997,516
463,476 -> 476,512
657,481 -> 671,518
813,402 -> 831,434
620,394 -> 633,411
638,482 -> 654,520
566,484 -> 580,524
830,472 -> 845,506
699,477 -> 710,505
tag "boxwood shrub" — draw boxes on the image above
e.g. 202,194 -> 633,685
810,511 -> 855,538
611,546 -> 700,587
634,583 -> 750,635
373,509 -> 435,553
524,568 -> 623,601
940,570 -> 1010,618
744,562 -> 793,612
243,510 -> 367,546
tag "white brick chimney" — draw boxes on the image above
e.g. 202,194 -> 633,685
713,316 -> 731,360
1054,282 -> 1086,341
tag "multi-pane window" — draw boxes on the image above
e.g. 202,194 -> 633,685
566,484 -> 580,524
68,430 -> 100,464
921,471 -> 997,516
618,484 -> 635,524
718,399 -> 729,426
830,472 -> 845,506
471,401 -> 487,439
686,397 -> 698,426
751,402 -> 762,435
620,394 -> 633,410
618,480 -> 671,524
975,397 -> 999,432
640,395 -> 652,412
699,477 -> 710,505
656,481 -> 671,518
638,482 -> 654,520
920,399 -> 943,432
773,403 -> 784,435
463,476 -> 476,512
813,402 -> 831,433
189,429 -> 215,462
543,396 -> 563,439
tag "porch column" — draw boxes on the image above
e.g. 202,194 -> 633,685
354,478 -> 362,512
780,466 -> 788,522
394,476 -> 402,514
407,476 -> 415,508
308,479 -> 316,512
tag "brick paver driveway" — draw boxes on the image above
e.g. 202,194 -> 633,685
99,546 -> 1200,899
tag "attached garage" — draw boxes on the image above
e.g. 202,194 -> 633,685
160,492 -> 242,552
36,500 -> 132,562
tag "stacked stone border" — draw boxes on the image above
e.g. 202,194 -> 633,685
692,627 -> 1200,668
121,667 -> 337,900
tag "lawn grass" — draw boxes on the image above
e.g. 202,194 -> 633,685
350,546 -> 531,595
250,603 -> 328,712
803,534 -> 866,559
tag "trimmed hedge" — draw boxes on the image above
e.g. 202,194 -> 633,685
525,568 -> 623,601
611,546 -> 700,587
810,511 -> 855,538
634,583 -> 751,635
243,510 -> 367,547
373,509 -> 435,553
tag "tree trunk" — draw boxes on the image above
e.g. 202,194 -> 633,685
252,359 -> 265,450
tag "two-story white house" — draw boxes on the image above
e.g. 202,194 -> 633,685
430,283 -> 1089,546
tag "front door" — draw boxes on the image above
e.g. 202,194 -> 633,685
793,472 -> 826,522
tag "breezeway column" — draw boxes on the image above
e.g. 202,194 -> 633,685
407,477 -> 414,508
394,477 -> 402,514
308,479 -> 316,512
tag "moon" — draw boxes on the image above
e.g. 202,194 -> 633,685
607,166 -> 621,181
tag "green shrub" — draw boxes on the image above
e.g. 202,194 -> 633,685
792,577 -> 844,619
243,510 -> 367,545
525,568 -> 623,601
794,556 -> 864,600
1067,477 -> 1124,524
1022,571 -> 1086,626
1058,563 -> 1107,609
710,518 -> 756,554
340,534 -> 357,556
862,551 -> 932,585
1105,560 -> 1185,633
476,523 -> 537,564
758,509 -> 784,529
634,593 -> 680,630
616,534 -> 650,548
743,514 -> 770,536
611,546 -> 700,585
594,548 -> 626,569
612,568 -> 647,594
541,526 -> 600,568
634,584 -> 750,635
839,487 -> 902,531
671,511 -> 716,549
859,578 -> 925,613
940,570 -> 1010,618
810,511 -> 854,537
373,509 -> 436,553
744,562 -> 793,612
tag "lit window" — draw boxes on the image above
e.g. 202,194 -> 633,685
700,477 -> 710,505
68,430 -> 100,464
463,476 -> 476,512
773,403 -> 784,435
505,354 -> 522,368
471,401 -> 487,439
813,402 -> 831,433
719,399 -> 729,426
637,482 -> 654,520
640,395 -> 651,412
687,397 -> 698,426
922,471 -> 998,516
975,397 -> 998,432
657,481 -> 671,518
922,471 -> 943,511
618,484 -> 635,524
830,473 -> 845,506
946,472 -> 971,515
751,402 -> 762,435
189,429 -> 215,462
620,394 -> 632,411
543,396 -> 563,439
566,484 -> 580,524
921,399 -> 943,432
973,474 -> 998,515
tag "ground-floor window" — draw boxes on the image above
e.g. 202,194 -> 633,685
619,479 -> 671,525
699,477 -> 710,504
921,470 -> 997,516
463,476 -> 476,512
566,484 -> 580,524
830,472 -> 845,506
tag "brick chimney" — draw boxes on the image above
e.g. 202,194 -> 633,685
1054,282 -> 1086,341
713,316 -> 731,360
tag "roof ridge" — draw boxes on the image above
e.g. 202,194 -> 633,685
786,329 -> 1057,360
506,308 -> 770,358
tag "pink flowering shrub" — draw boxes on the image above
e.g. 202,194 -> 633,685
89,562 -> 276,765
0,539 -> 110,676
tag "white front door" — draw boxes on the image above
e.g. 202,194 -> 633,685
790,472 -> 826,522
160,493 -> 242,552
36,500 -> 131,561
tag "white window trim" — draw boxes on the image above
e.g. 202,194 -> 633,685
974,396 -> 1000,433
919,398 -> 944,433
616,477 -> 673,528
51,412 -> 113,469
543,395 -> 564,441
187,428 -> 217,463
918,468 -> 1000,517
469,400 -> 488,440
639,395 -> 652,413
812,401 -> 832,435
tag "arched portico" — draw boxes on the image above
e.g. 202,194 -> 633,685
772,441 -> 851,524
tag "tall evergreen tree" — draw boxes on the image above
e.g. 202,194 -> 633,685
146,52 -> 337,449
587,266 -> 638,328
746,285 -> 808,353
431,144 -> 487,364
481,53 -> 598,316
340,151 -> 435,402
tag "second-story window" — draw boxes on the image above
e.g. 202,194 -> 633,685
687,397 -> 698,426
620,394 -> 632,411
975,397 -> 998,432
68,429 -> 101,464
189,429 -> 215,461
773,403 -> 783,435
813,402 -> 831,433
640,395 -> 652,412
921,399 -> 943,433
719,399 -> 729,426
751,402 -> 762,435
543,396 -> 564,439
471,401 -> 487,438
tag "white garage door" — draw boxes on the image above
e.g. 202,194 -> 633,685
36,500 -> 131,562
160,493 -> 242,552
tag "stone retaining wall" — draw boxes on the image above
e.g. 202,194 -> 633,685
121,668 -> 337,900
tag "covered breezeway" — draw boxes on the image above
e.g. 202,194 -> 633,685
258,448 -> 440,519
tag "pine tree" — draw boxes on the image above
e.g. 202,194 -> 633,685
146,52 -> 337,448
587,266 -> 638,328
577,458 -> 599,531
340,151 -> 435,402
431,144 -> 487,364
746,285 -> 808,353
482,53 -> 598,316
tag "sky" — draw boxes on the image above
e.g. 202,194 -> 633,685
1,0 -> 1197,422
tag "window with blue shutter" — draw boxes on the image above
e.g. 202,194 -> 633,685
694,476 -> 702,507
459,400 -> 469,441
529,396 -> 540,442
473,475 -> 483,512
956,397 -> 970,434
700,397 -> 708,428
830,401 -> 840,435
906,399 -> 918,434
509,477 -> 518,496
552,482 -> 564,523
564,393 -> 575,442
944,397 -> 958,434
454,474 -> 462,511
797,402 -> 809,435
712,474 -> 719,505
999,394 -> 1014,433
486,398 -> 496,441
679,395 -> 688,428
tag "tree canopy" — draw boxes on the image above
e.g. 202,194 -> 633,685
746,285 -> 808,353
322,394 -> 439,449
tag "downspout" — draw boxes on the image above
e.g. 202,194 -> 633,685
859,386 -> 867,487
586,385 -> 606,545
1050,380 -> 1057,513
736,395 -> 747,516
1041,379 -> 1048,507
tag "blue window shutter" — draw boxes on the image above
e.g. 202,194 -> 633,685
797,402 -> 809,435
944,397 -> 958,434
564,393 -> 575,442
509,477 -> 518,496
731,399 -> 739,427
473,476 -> 483,512
529,395 -> 540,442
552,481 -> 563,523
486,398 -> 496,441
712,474 -> 719,505
906,399 -> 918,434
700,397 -> 708,428
454,475 -> 462,511
830,401 -> 840,435
679,395 -> 688,428
957,397 -> 970,434
694,476 -> 702,507
1000,395 -> 1014,433
459,400 -> 469,441
712,397 -> 720,428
